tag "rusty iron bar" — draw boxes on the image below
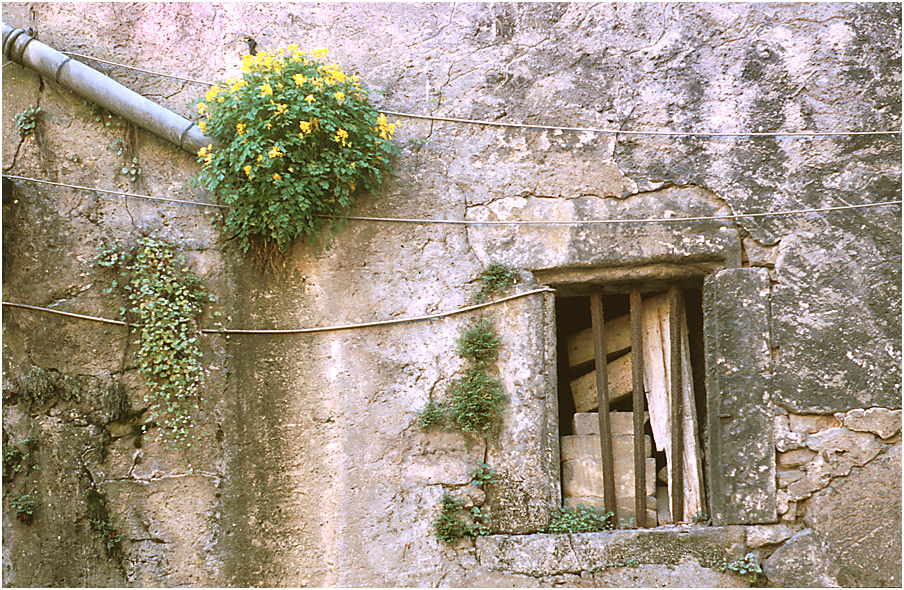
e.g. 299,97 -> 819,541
629,289 -> 647,527
669,286 -> 685,521
590,289 -> 618,521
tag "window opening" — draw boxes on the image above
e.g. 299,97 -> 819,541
556,285 -> 707,529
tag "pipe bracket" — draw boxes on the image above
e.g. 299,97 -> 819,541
54,56 -> 72,84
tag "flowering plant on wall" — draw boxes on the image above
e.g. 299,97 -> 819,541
194,47 -> 399,267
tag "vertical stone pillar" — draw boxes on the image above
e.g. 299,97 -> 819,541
704,267 -> 777,524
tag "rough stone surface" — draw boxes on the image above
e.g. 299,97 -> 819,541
788,413 -> 840,434
804,444 -> 902,588
1,3 -> 899,587
744,524 -> 797,548
839,407 -> 902,439
704,268 -> 775,525
476,526 -> 747,577
763,530 -> 840,588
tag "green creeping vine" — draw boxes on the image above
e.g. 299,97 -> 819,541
9,493 -> 36,524
15,105 -> 41,136
94,237 -> 211,449
193,46 -> 399,266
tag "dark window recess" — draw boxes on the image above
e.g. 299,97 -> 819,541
556,286 -> 707,528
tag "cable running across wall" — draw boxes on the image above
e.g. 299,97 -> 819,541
1,287 -> 555,335
5,174 -> 901,225
53,50 -> 902,138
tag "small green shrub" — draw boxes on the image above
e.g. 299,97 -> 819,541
10,493 -> 36,524
94,237 -> 211,449
435,493 -> 471,543
86,489 -> 122,555
193,46 -> 399,264
456,318 -> 501,366
468,462 -> 496,487
15,106 -> 41,136
547,504 -> 614,533
476,262 -> 517,302
18,365 -> 54,405
101,382 -> 129,424
714,552 -> 763,583
418,400 -> 445,429
3,436 -> 37,482
3,443 -> 24,482
447,367 -> 507,435
434,493 -> 492,543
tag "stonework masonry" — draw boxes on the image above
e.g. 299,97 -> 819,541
2,3 -> 900,587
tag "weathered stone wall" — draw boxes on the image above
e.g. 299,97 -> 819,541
2,3 -> 900,587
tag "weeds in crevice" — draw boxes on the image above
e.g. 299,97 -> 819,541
86,488 -> 122,556
15,106 -> 41,136
713,552 -> 764,584
547,504 -> 614,533
9,493 -> 36,524
476,261 -> 517,302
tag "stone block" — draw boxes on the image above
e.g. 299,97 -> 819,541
777,469 -> 804,488
805,444 -> 901,588
839,407 -> 902,439
562,458 -> 656,498
778,448 -> 816,468
560,434 -> 652,462
566,315 -> 631,368
569,352 -> 633,412
788,413 -> 840,434
805,427 -> 881,467
656,485 -> 671,524
745,524 -> 796,548
572,411 -> 644,436
704,268 -> 776,525
763,530 -> 840,588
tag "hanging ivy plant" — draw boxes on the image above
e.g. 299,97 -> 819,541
193,46 -> 400,267
94,237 -> 211,449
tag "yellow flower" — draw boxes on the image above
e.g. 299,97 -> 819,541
299,120 -> 312,133
312,48 -> 328,58
236,123 -> 247,136
293,73 -> 307,86
260,83 -> 273,97
257,155 -> 263,162
276,103 -> 288,114
197,102 -> 207,114
205,86 -> 220,102
272,173 -> 281,181
334,91 -> 345,103
198,146 -> 208,158
334,129 -> 349,146
305,95 -> 315,103
268,145 -> 283,158
198,120 -> 208,133
266,121 -> 272,129
217,96 -> 224,103
243,165 -> 253,177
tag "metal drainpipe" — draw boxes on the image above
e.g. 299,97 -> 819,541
2,22 -> 218,155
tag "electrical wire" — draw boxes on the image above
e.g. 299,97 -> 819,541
378,110 -> 902,138
5,173 -> 900,225
61,51 -> 215,86
1,287 -> 555,335
2,174 -> 229,209
47,50 -> 902,139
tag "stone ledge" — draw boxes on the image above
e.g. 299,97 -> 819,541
475,526 -> 747,577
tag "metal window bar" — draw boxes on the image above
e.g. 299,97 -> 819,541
588,286 -> 689,529
590,289 -> 618,519
630,288 -> 648,527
